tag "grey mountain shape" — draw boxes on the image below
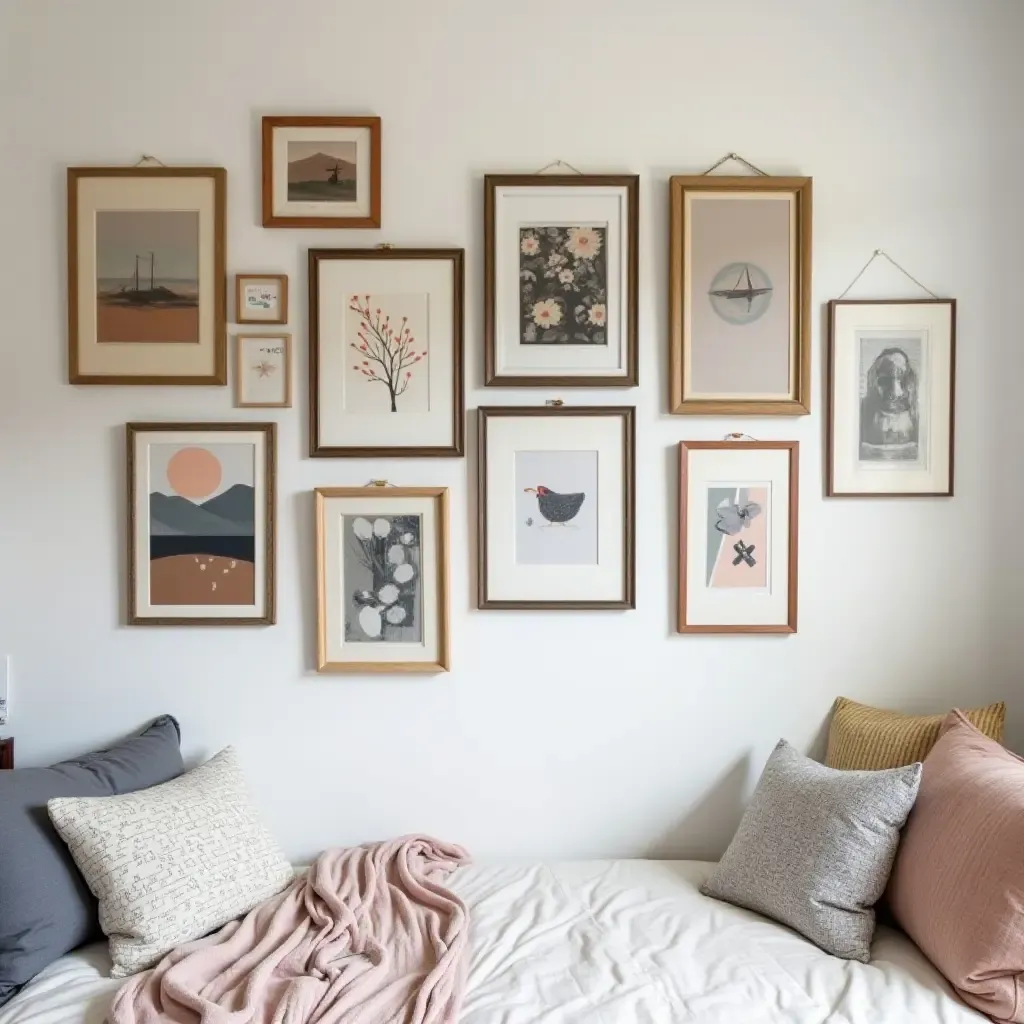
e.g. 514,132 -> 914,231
149,489 -> 253,537
287,152 -> 356,183
199,484 -> 255,528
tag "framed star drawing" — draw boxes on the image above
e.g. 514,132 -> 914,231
235,333 -> 291,408
678,440 -> 799,633
484,174 -> 639,387
669,175 -> 812,414
478,406 -> 635,609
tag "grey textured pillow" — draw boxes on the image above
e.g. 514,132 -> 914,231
701,739 -> 921,961
0,716 -> 183,1005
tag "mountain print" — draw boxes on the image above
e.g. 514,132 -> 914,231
287,151 -> 358,203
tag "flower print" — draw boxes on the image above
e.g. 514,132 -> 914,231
558,268 -> 575,285
547,251 -> 567,268
532,299 -> 563,327
587,303 -> 607,326
520,234 -> 540,256
566,227 -> 602,260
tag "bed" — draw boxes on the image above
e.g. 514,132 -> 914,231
0,860 -> 982,1024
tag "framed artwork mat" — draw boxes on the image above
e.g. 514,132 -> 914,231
68,167 -> 227,385
669,175 -> 812,414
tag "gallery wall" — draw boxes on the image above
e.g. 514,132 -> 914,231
1,0 -> 1021,861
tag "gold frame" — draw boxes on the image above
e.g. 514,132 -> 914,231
235,273 -> 288,324
315,487 -> 450,673
669,175 -> 812,415
234,333 -> 292,408
68,166 -> 227,385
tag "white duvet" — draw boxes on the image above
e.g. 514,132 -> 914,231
0,860 -> 982,1024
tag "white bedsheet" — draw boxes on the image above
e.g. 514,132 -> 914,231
0,860 -> 982,1024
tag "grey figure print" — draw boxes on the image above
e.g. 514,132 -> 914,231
524,485 -> 585,526
861,347 -> 919,460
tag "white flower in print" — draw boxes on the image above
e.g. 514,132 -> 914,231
358,606 -> 383,638
386,606 -> 407,625
400,532 -> 414,545
566,227 -> 602,260
520,234 -> 540,255
388,544 -> 406,565
532,299 -> 563,327
373,518 -> 391,538
558,268 -> 575,285
587,303 -> 607,326
353,517 -> 373,540
378,584 -> 400,605
393,563 -> 415,584
547,252 -> 567,268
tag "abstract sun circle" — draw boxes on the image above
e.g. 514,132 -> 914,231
166,447 -> 222,499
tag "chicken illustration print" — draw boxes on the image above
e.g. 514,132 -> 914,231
524,485 -> 586,527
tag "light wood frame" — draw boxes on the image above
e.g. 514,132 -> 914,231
669,175 -> 812,415
262,116 -> 382,229
68,166 -> 227,385
677,440 -> 799,634
235,273 -> 288,324
234,333 -> 292,408
308,247 -> 465,457
826,298 -> 956,498
477,405 -> 636,610
126,422 -> 276,626
484,174 -> 640,387
315,487 -> 450,673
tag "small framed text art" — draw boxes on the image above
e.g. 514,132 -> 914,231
235,334 -> 291,408
236,274 -> 288,324
127,423 -> 275,626
68,167 -> 227,385
478,406 -> 636,609
669,175 -> 812,414
678,441 -> 798,634
484,175 -> 639,387
315,487 -> 450,673
827,299 -> 956,497
262,116 -> 381,229
309,248 -> 464,457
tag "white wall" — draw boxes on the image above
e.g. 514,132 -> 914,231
1,0 -> 1020,862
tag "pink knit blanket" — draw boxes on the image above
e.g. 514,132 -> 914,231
110,836 -> 471,1024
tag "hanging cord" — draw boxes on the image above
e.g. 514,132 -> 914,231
838,249 -> 940,300
364,479 -> 397,487
533,159 -> 584,175
701,152 -> 768,176
723,432 -> 758,441
134,154 -> 167,167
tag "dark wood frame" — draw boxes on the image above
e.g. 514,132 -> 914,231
315,487 -> 450,673
477,406 -> 636,609
0,738 -> 12,770
677,440 -> 799,634
262,116 -> 381,229
235,273 -> 288,325
126,422 -> 276,626
235,333 -> 292,409
826,299 -> 956,498
669,175 -> 812,415
67,166 -> 227,385
484,174 -> 640,387
308,248 -> 464,457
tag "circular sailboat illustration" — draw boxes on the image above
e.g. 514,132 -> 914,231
708,262 -> 773,325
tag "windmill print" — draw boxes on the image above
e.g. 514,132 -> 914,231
345,293 -> 430,414
286,140 -> 358,202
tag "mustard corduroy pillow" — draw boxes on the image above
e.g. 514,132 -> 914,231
825,697 -> 1005,771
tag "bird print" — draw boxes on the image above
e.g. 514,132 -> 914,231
524,485 -> 586,527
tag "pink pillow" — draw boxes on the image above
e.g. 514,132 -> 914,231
888,710 -> 1024,1022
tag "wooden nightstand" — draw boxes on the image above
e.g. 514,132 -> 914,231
0,738 -> 12,769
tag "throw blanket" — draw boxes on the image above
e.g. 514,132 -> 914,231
111,836 -> 471,1024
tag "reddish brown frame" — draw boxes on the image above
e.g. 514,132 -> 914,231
677,440 -> 799,634
0,738 -> 12,770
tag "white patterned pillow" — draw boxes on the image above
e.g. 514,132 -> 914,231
48,747 -> 293,977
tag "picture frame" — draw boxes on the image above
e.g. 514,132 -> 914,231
235,334 -> 291,408
309,248 -> 464,457
315,487 -> 450,673
678,440 -> 798,634
262,116 -> 381,229
68,166 -> 227,385
126,422 -> 275,626
235,273 -> 288,324
478,406 -> 635,609
484,174 -> 639,387
827,299 -> 956,497
669,175 -> 812,414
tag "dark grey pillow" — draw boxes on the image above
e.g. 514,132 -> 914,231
0,715 -> 183,1005
701,739 -> 921,962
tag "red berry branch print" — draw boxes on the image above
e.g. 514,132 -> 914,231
348,295 -> 427,412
